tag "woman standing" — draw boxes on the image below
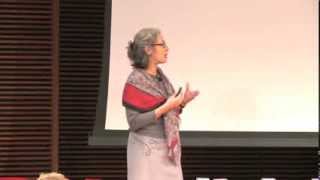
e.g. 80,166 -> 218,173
122,28 -> 199,180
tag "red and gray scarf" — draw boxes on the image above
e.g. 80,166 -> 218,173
122,68 -> 181,165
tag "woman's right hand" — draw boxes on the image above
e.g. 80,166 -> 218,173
164,92 -> 184,110
155,90 -> 184,119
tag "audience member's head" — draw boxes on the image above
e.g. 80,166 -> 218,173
37,172 -> 68,180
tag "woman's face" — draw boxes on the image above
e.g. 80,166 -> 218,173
148,34 -> 169,65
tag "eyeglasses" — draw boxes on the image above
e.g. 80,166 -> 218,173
151,42 -> 168,48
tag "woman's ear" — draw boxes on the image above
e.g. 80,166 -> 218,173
144,46 -> 153,56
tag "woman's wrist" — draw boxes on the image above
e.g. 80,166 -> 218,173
155,106 -> 164,120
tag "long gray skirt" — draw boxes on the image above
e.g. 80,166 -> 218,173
127,132 -> 183,180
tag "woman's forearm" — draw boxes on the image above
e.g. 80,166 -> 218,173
154,104 -> 170,119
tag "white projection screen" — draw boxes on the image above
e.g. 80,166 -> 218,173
105,0 -> 318,132
89,0 -> 318,147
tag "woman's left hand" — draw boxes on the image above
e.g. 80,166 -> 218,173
182,82 -> 199,106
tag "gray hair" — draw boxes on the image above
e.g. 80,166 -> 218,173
127,28 -> 161,69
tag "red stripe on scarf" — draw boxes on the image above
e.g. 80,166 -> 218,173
122,83 -> 166,112
169,137 -> 178,148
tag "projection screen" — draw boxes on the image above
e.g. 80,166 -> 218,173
90,0 -> 318,147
